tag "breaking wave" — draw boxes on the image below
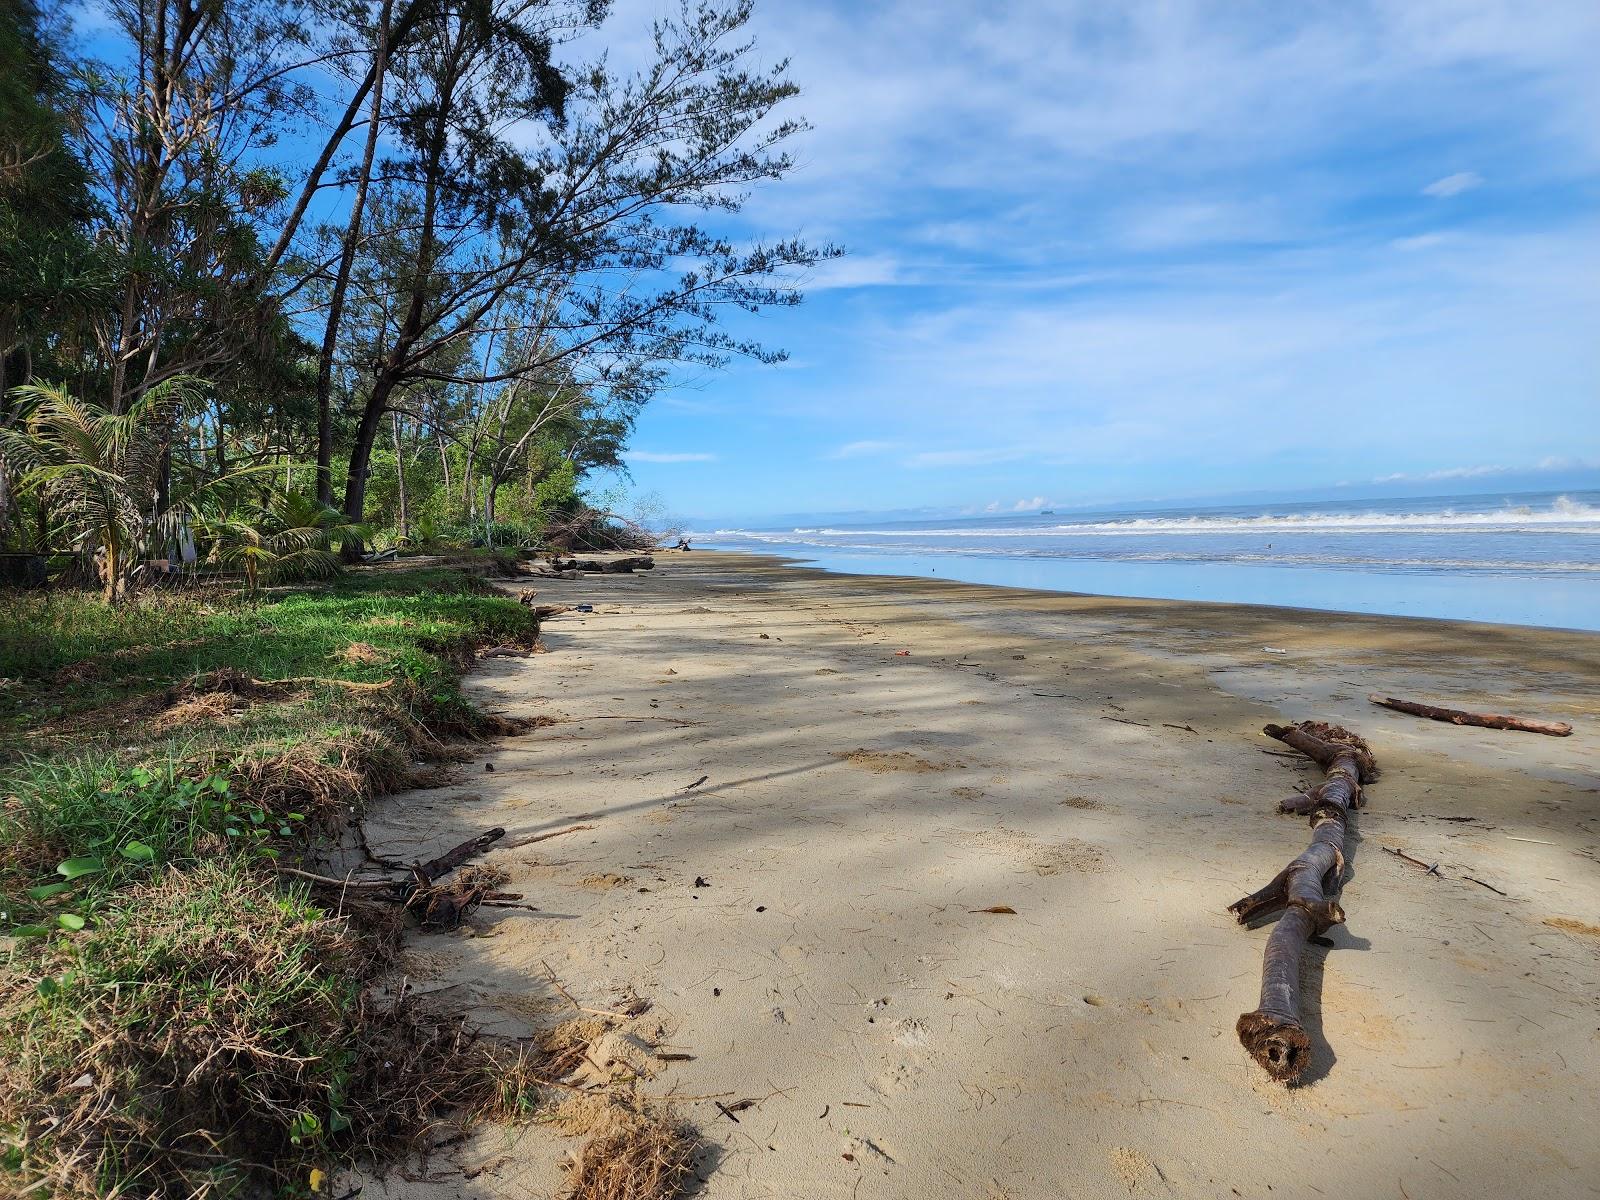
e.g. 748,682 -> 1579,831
713,496 -> 1599,541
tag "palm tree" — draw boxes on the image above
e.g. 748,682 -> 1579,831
198,490 -> 371,594
0,378 -> 203,602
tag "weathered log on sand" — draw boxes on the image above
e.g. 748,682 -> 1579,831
551,555 -> 654,574
1368,693 -> 1572,737
1229,721 -> 1377,1083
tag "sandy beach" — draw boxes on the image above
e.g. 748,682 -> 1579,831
361,551 -> 1600,1200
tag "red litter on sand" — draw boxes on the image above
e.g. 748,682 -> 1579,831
895,650 -> 910,656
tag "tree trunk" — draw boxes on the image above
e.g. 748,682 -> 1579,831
1229,721 -> 1377,1083
341,374 -> 396,547
392,410 -> 409,539
342,40 -> 456,539
314,0 -> 393,506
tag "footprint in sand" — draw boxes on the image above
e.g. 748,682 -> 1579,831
1059,794 -> 1104,811
872,1059 -> 925,1094
1109,1146 -> 1164,1192
892,1017 -> 931,1047
837,748 -> 962,773
578,872 -> 632,890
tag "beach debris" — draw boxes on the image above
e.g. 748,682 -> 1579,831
693,876 -> 711,888
502,823 -> 596,849
680,775 -> 709,791
969,905 -> 1017,915
515,592 -> 574,619
1381,845 -> 1440,875
1260,647 -> 1288,654
560,1097 -> 696,1200
1368,693 -> 1573,736
1228,720 -> 1377,1083
1464,876 -> 1509,896
479,643 -> 533,658
576,603 -> 595,612
550,555 -> 655,573
275,826 -> 529,930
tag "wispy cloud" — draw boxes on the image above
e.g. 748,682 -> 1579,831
982,496 -> 1051,512
796,254 -> 908,291
628,451 -> 718,464
1423,170 -> 1485,197
1374,457 -> 1599,483
607,0 -> 1600,516
827,439 -> 899,459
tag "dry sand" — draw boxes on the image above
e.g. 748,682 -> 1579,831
359,551 -> 1600,1199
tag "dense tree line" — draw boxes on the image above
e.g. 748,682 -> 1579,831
0,0 -> 830,599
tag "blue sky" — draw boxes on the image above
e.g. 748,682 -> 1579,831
602,0 -> 1600,524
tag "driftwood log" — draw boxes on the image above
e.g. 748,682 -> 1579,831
1229,721 -> 1377,1082
550,555 -> 654,574
1368,693 -> 1572,737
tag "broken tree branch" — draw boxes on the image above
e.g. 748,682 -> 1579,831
1368,694 -> 1572,737
414,827 -> 506,885
1229,721 -> 1378,1083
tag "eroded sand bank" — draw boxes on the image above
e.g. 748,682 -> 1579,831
361,552 -> 1600,1200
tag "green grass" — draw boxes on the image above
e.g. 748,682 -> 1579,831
0,568 -> 540,1198
0,568 -> 534,745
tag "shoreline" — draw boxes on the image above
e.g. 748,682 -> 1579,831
694,541 -> 1600,633
703,547 -> 1600,637
363,551 -> 1600,1199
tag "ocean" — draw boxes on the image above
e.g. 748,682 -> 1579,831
697,490 -> 1600,631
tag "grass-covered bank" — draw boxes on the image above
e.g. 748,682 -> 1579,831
0,569 -> 543,1198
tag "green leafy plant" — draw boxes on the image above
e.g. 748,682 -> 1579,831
0,378 -> 206,603
198,490 -> 371,593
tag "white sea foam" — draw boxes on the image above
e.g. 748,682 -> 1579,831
711,496 -> 1599,541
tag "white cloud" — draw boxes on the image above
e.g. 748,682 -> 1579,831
782,225 -> 1600,476
1423,170 -> 1485,197
796,254 -> 907,291
628,451 -> 718,463
1373,464 -> 1507,482
827,440 -> 899,459
1374,457 -> 1599,483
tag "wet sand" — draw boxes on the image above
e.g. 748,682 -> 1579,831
361,551 -> 1600,1200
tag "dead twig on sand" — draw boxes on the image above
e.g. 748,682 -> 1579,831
501,823 -> 595,850
1382,845 -> 1441,875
